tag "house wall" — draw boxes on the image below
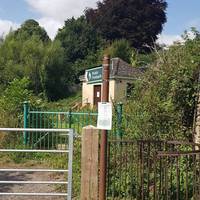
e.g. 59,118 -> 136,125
113,79 -> 130,103
109,80 -> 115,102
82,82 -> 96,105
82,79 -> 131,106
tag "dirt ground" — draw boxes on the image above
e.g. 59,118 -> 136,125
0,166 -> 67,200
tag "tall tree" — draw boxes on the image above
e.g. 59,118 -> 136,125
0,34 -> 46,94
20,36 -> 46,94
0,33 -> 24,86
14,19 -> 50,42
85,0 -> 167,51
43,41 -> 73,100
56,16 -> 104,71
55,16 -> 105,86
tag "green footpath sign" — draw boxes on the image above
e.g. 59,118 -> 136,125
86,66 -> 103,83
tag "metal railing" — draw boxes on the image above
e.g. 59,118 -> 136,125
154,150 -> 200,200
27,109 -> 98,133
0,128 -> 74,199
23,101 -> 124,140
107,139 -> 200,200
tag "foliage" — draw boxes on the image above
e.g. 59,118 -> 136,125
0,78 -> 33,127
104,39 -> 132,63
56,16 -> 105,79
85,0 -> 167,51
56,16 -> 103,63
43,40 -> 73,100
124,31 -> 200,140
0,33 -> 23,85
44,91 -> 82,111
0,35 -> 3,45
14,19 -> 50,42
0,21 -> 75,100
20,36 -> 46,94
0,32 -> 47,95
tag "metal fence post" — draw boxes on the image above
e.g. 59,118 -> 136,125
67,129 -> 74,200
116,102 -> 123,139
23,101 -> 29,145
69,109 -> 72,129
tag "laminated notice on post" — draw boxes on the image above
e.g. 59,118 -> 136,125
97,102 -> 112,130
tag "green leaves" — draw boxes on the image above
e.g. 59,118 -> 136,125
125,31 -> 200,140
0,78 -> 32,127
85,0 -> 167,51
105,39 -> 132,63
0,78 -> 31,112
43,41 -> 72,100
14,19 -> 50,43
56,16 -> 104,64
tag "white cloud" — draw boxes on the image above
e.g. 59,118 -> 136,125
157,34 -> 184,46
26,0 -> 96,21
38,17 -> 64,39
25,0 -> 97,39
0,19 -> 19,38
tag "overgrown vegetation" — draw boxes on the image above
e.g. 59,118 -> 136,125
124,30 -> 200,141
1,0 -> 200,198
0,0 -> 167,102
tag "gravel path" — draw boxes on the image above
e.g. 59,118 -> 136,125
0,171 -> 67,200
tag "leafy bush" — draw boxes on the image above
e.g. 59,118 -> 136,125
0,77 -> 32,127
124,30 -> 200,140
104,39 -> 132,63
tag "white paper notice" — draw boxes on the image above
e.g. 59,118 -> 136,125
97,102 -> 112,130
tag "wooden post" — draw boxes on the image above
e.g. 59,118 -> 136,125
81,126 -> 99,200
99,55 -> 110,200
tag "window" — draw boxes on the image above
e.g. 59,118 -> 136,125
126,83 -> 134,98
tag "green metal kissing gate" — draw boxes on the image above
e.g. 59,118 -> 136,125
23,101 -> 124,144
23,102 -> 98,145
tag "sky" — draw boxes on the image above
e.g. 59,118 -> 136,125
0,0 -> 200,45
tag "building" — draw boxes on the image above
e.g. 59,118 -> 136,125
80,57 -> 145,107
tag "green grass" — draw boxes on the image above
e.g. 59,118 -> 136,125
45,91 -> 82,111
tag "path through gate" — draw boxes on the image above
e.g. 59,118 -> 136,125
0,128 -> 74,199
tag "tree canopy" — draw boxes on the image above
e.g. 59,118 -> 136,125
0,19 -> 73,100
43,41 -> 73,100
104,39 -> 132,63
85,0 -> 167,51
56,16 -> 104,63
14,19 -> 50,42
55,16 -> 105,81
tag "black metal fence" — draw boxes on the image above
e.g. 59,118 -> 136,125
154,150 -> 200,200
107,140 -> 200,200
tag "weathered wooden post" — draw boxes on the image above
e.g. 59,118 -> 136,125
99,55 -> 110,200
81,126 -> 99,200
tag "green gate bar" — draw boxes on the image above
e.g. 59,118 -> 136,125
23,102 -> 125,144
25,109 -> 98,135
116,102 -> 123,139
23,101 -> 29,145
